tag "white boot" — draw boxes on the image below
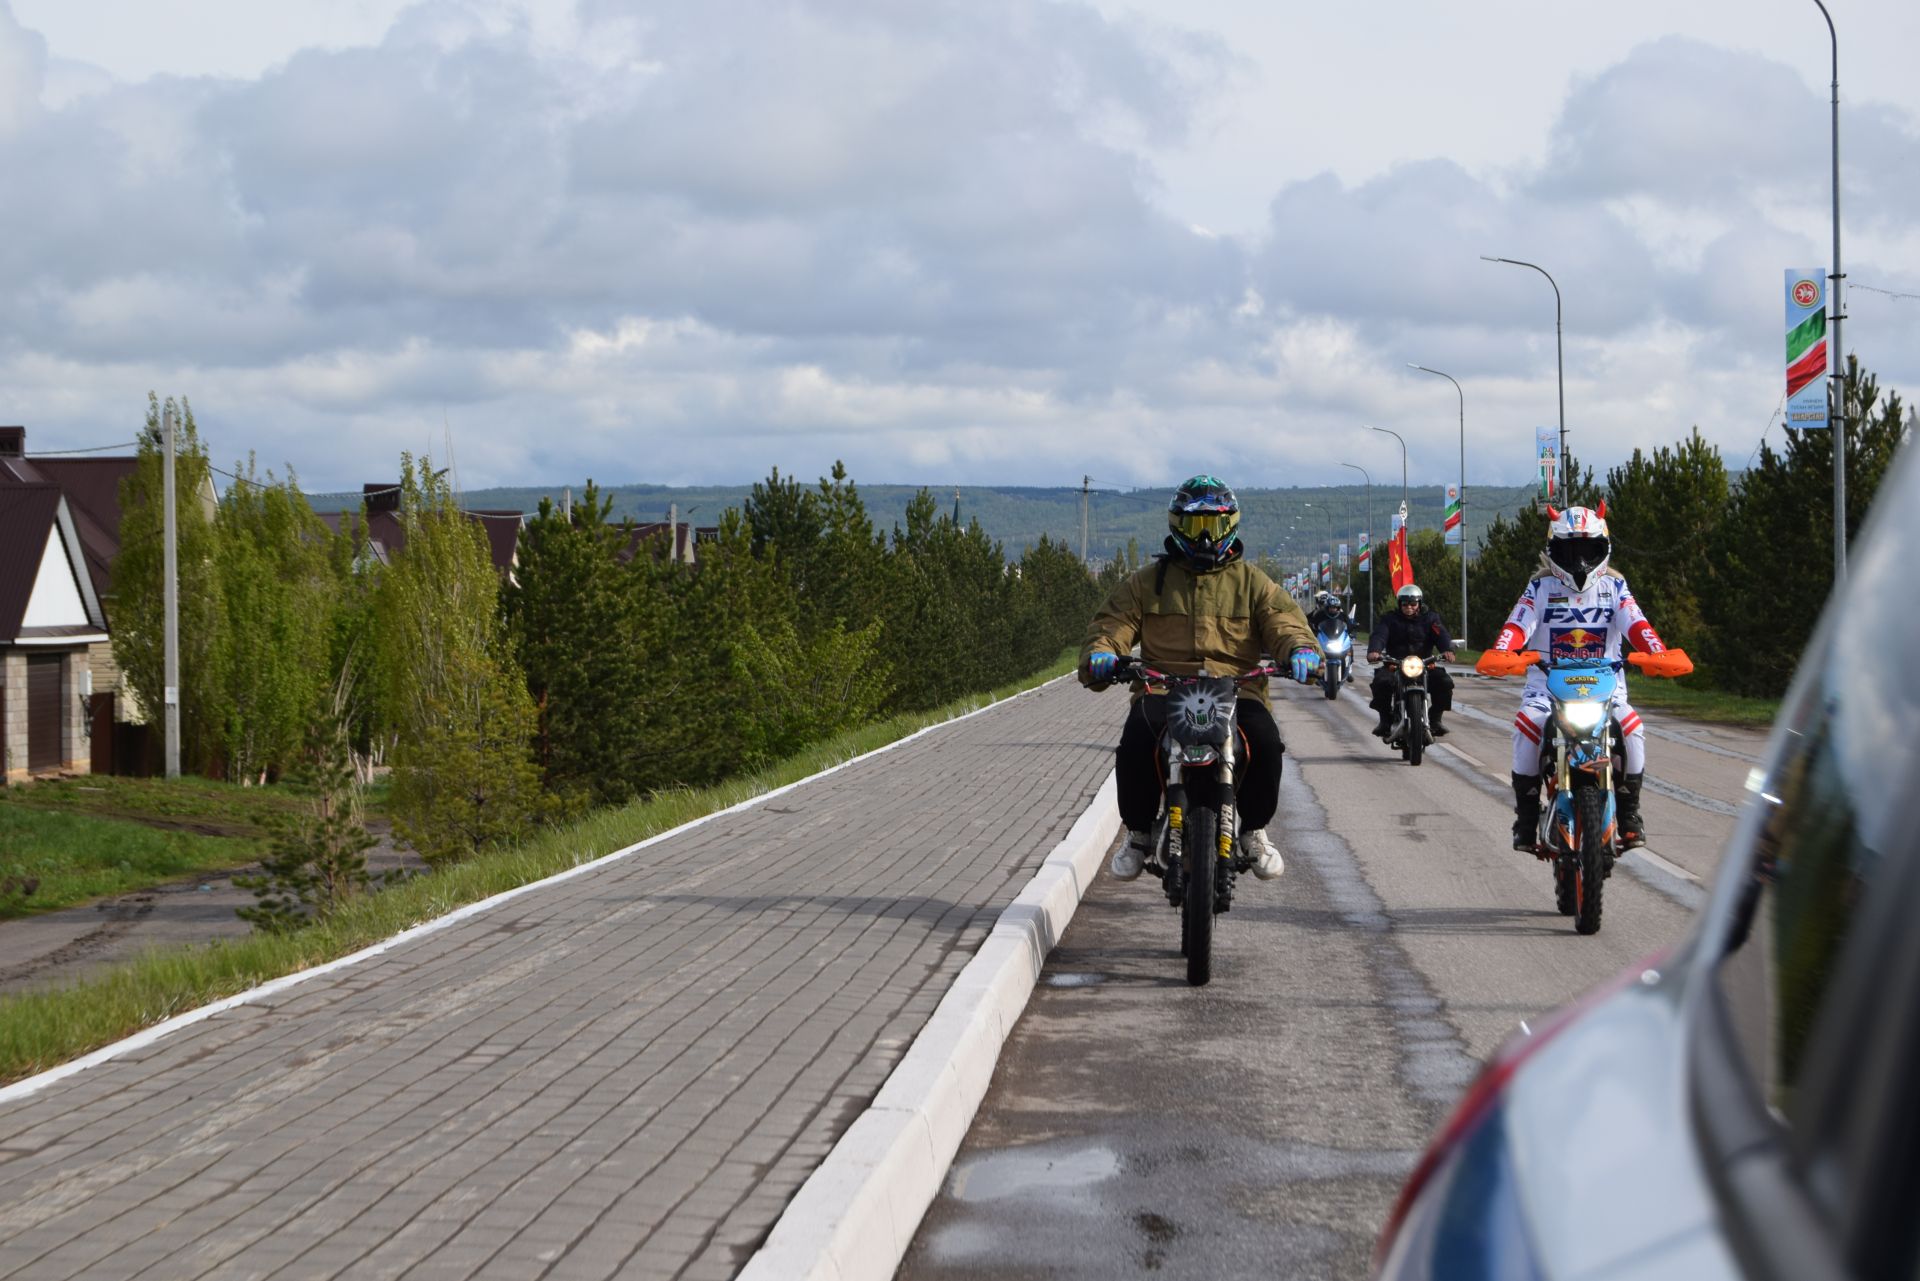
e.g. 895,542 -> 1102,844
1243,828 -> 1284,880
1109,829 -> 1153,880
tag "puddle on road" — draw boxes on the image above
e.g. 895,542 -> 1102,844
946,1140 -> 1121,1204
1043,971 -> 1106,988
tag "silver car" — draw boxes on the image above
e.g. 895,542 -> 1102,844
1375,442 -> 1920,1280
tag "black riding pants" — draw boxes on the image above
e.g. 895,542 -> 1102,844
1115,695 -> 1284,832
1369,664 -> 1455,716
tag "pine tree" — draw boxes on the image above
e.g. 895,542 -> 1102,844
1603,430 -> 1727,679
1705,357 -> 1908,695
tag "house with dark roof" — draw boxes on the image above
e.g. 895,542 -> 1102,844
315,484 -> 524,575
0,486 -> 109,784
1,425 -> 222,773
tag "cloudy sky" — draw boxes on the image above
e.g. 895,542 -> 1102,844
2,0 -> 1916,494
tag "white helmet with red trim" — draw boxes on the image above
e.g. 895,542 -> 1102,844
1545,502 -> 1612,591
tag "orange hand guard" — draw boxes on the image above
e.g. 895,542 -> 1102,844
1475,650 -> 1541,678
1628,648 -> 1694,678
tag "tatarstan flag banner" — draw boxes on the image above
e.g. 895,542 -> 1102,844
1356,530 -> 1370,572
1319,553 -> 1331,585
1443,485 -> 1462,546
1786,268 -> 1829,429
1388,526 -> 1413,592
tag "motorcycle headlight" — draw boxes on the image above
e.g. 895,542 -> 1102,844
1325,635 -> 1350,653
1555,701 -> 1606,734
1400,655 -> 1425,679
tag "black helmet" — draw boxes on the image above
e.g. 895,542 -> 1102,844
1167,475 -> 1241,570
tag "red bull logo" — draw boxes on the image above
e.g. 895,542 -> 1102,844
1551,627 -> 1606,661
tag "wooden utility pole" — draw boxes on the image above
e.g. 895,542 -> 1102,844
162,403 -> 180,779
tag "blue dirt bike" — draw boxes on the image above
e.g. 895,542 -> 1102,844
1479,647 -> 1693,935
1527,655 -> 1624,935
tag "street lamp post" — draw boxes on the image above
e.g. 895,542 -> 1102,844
1481,255 -> 1566,474
1368,425 -> 1408,517
1813,0 -> 1845,583
1409,363 -> 1468,646
1341,462 -> 1373,628
1304,500 -> 1337,593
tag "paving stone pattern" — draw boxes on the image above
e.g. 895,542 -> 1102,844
0,679 -> 1121,1281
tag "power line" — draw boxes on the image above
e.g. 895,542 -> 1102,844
1852,282 -> 1920,301
25,440 -> 139,455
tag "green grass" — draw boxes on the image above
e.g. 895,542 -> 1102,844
0,773 -> 381,837
0,808 -> 267,920
1453,646 -> 1780,728
0,652 -> 1081,1084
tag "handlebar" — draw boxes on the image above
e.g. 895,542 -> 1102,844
1108,655 -> 1282,685
1474,648 -> 1693,679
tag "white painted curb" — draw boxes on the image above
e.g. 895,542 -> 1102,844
0,676 -> 1075,1110
737,769 -> 1121,1281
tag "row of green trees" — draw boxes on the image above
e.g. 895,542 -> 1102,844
111,410 -> 1101,924
505,463 -> 1102,807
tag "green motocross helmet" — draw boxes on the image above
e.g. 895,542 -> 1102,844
1167,475 -> 1242,570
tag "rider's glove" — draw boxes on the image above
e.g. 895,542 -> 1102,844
1290,646 -> 1318,682
1086,652 -> 1118,683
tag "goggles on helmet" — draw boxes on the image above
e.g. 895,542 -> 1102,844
1171,508 -> 1237,544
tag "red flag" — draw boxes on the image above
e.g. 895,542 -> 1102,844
1389,527 -> 1414,591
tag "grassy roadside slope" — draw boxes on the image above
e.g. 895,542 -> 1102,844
0,652 -> 1082,1085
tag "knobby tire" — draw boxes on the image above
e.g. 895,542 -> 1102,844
1574,782 -> 1607,935
1184,805 -> 1217,986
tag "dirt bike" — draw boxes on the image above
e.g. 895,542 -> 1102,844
1486,649 -> 1692,936
1109,655 -> 1281,986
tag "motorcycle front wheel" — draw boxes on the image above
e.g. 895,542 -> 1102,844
1183,804 -> 1217,986
1404,692 -> 1426,766
1573,781 -> 1607,935
1323,665 -> 1340,700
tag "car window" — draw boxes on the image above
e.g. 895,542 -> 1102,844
1712,479 -> 1917,1127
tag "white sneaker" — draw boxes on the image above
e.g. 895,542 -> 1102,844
1110,830 -> 1152,881
1244,828 -> 1284,880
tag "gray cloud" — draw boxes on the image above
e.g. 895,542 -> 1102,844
0,5 -> 1913,494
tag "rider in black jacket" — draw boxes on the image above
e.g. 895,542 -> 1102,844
1366,584 -> 1457,738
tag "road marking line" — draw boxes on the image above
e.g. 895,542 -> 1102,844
1629,847 -> 1701,883
1437,742 -> 1488,770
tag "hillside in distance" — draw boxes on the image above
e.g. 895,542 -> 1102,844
308,479 -> 1541,566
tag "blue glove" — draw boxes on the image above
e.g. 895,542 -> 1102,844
1087,652 -> 1118,682
1290,647 -> 1318,683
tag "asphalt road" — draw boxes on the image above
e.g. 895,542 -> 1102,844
901,669 -> 1767,1280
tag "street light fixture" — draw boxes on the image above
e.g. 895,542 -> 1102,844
1409,363 -> 1468,646
1481,255 -> 1566,477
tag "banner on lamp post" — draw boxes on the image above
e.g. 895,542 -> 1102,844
1535,427 -> 1559,508
1356,530 -> 1371,573
1443,485 -> 1462,545
1319,553 -> 1331,585
1786,268 -> 1830,430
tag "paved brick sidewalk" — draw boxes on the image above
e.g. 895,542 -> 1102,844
0,679 -> 1121,1281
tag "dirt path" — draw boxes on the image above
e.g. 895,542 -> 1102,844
0,828 -> 425,997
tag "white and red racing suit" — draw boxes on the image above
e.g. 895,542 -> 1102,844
1488,571 -> 1669,777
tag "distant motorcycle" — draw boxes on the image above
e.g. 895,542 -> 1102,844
1378,655 -> 1439,766
1109,655 -> 1280,986
1317,616 -> 1353,700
